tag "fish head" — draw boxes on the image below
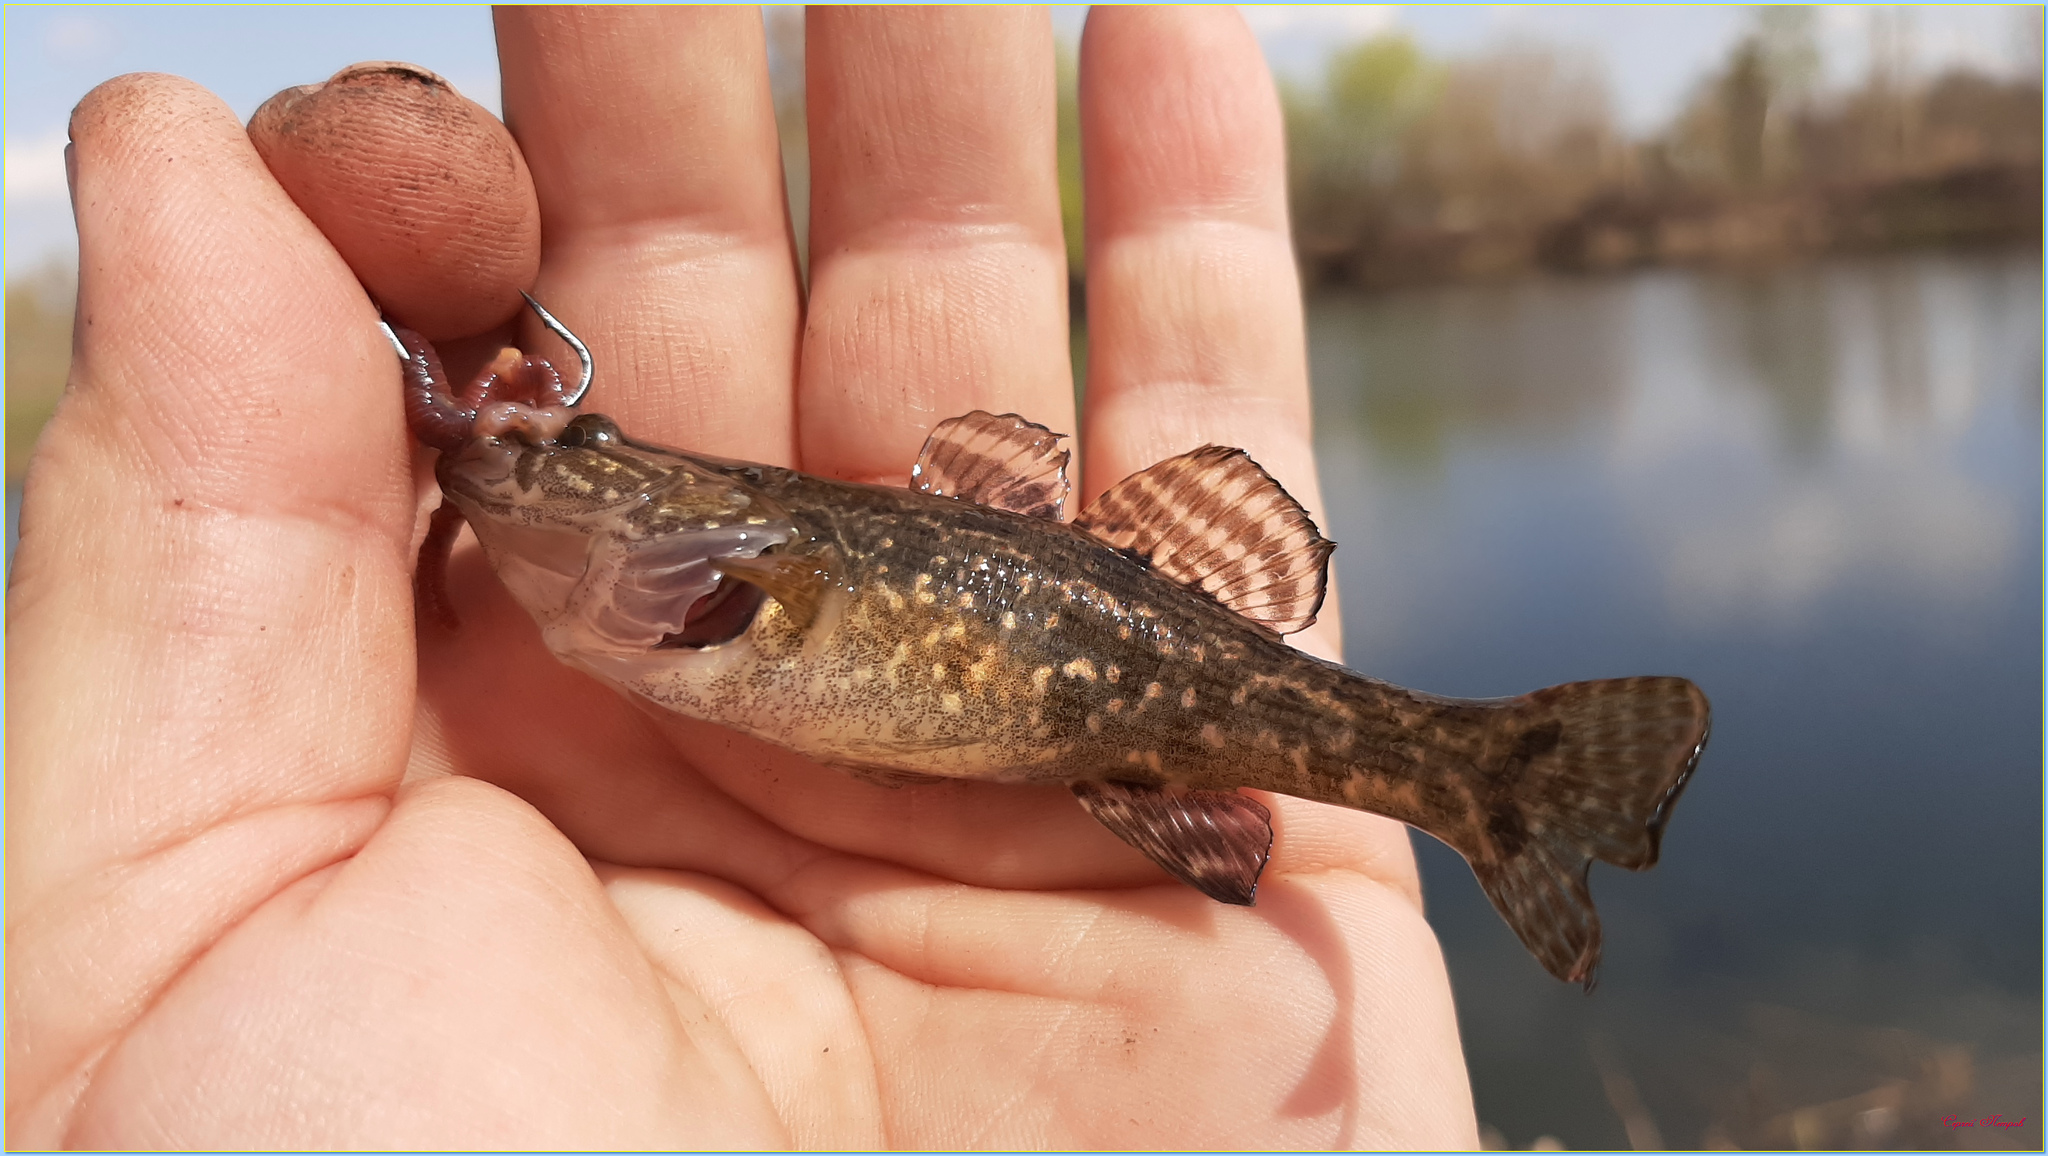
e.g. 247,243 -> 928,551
437,410 -> 804,656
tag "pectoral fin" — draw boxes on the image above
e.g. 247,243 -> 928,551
714,550 -> 833,630
1071,780 -> 1274,905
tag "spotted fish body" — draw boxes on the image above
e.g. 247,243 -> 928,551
409,340 -> 1710,987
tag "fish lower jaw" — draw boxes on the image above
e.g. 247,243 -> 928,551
473,400 -> 574,443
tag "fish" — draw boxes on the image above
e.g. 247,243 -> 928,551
387,305 -> 1710,988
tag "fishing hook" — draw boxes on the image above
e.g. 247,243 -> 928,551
376,293 -> 595,408
520,291 -> 594,407
377,317 -> 412,362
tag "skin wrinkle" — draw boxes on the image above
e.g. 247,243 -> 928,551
543,217 -> 792,265
20,545 -> 405,882
1036,900 -> 1109,989
786,870 -> 1201,1003
74,333 -> 392,508
979,998 -> 1079,1145
806,246 -> 1069,479
711,831 -> 848,922
9,796 -> 388,1129
601,871 -> 884,1148
512,281 -> 794,464
1079,18 -> 1285,228
500,12 -> 785,237
1091,248 -> 1302,388
1091,396 -> 1318,489
646,973 -> 802,1145
828,218 -> 1063,256
13,799 -> 385,1021
1091,113 -> 1284,224
613,744 -> 887,898
1282,827 -> 1429,912
78,795 -> 704,1149
9,1042 -> 104,1147
555,729 -> 867,906
806,12 -> 1055,236
68,476 -> 413,589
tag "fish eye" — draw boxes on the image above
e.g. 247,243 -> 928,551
561,414 -> 620,448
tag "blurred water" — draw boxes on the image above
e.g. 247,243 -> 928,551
1305,249 -> 2043,1150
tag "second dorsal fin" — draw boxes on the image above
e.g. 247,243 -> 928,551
1075,446 -> 1334,636
911,411 -> 1071,519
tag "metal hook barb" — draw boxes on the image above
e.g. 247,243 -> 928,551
520,291 -> 594,407
377,319 -> 412,362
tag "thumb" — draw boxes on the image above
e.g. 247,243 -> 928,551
7,73 -> 413,1125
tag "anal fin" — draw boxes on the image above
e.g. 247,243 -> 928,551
1071,780 -> 1274,905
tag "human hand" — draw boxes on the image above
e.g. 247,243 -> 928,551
6,7 -> 1476,1148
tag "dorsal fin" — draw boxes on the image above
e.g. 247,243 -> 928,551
911,411 -> 1071,519
1074,446 -> 1334,636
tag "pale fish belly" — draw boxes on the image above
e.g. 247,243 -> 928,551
560,579 -> 1077,782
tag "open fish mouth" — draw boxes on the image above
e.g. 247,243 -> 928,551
591,525 -> 794,654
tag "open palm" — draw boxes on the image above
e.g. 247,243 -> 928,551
7,8 -> 1475,1148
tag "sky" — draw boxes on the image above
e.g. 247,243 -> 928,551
7,4 -> 2039,274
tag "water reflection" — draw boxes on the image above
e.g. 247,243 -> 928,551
1308,249 -> 2042,1150
1622,259 -> 2033,626
1311,274 -> 1634,471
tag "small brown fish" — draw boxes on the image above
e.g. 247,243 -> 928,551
389,303 -> 1709,987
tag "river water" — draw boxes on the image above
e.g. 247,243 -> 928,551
9,249 -> 2039,1148
1301,249 -> 2042,1149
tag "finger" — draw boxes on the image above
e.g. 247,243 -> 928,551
496,6 -> 800,465
1078,10 -> 1315,515
248,62 -> 541,341
799,6 -> 1072,485
6,74 -> 415,1113
1077,9 -> 1413,888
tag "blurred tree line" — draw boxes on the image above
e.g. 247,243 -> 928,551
6,265 -> 74,481
1281,7 -> 2043,289
8,8 -> 2041,481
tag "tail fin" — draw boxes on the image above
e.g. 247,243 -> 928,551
1469,676 -> 1710,988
